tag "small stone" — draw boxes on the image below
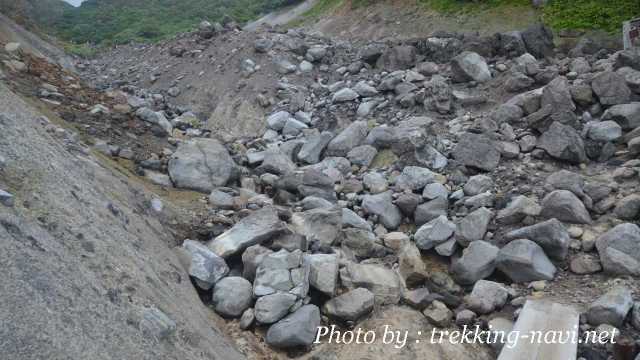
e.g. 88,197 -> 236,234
423,300 -> 453,327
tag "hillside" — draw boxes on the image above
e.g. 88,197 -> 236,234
54,0 -> 301,44
0,0 -> 71,30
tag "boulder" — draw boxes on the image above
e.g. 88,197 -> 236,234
602,103 -> 640,130
595,223 -> 640,275
415,215 -> 456,250
587,121 -> 622,142
540,190 -> 591,224
466,280 -> 510,314
136,107 -> 173,134
614,194 -> 640,220
376,45 -> 417,71
291,208 -> 342,247
307,254 -> 339,297
496,239 -> 556,283
168,138 -> 236,192
455,207 -> 493,247
521,24 -> 554,59
591,72 -> 631,106
265,305 -> 321,348
398,243 -> 429,286
212,277 -> 253,318
208,207 -> 288,258
452,133 -> 501,171
423,300 -> 452,327
326,121 -> 368,157
504,219 -> 570,260
340,263 -> 401,305
450,240 -> 499,285
182,240 -> 229,290
586,286 -> 633,327
536,122 -> 587,164
298,130 -> 334,164
415,197 -> 448,226
255,293 -> 297,324
342,208 -> 372,231
395,166 -> 437,191
323,288 -> 375,322
464,175 -> 494,196
496,195 -> 541,225
361,191 -> 403,230
451,51 -> 492,83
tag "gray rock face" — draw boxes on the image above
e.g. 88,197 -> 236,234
453,133 -> 501,171
298,130 -> 334,164
602,103 -> 640,130
451,240 -> 499,285
423,300 -> 452,327
256,150 -> 296,176
242,245 -> 272,281
591,72 -> 631,106
451,51 -> 492,83
267,111 -> 291,131
168,138 -> 236,193
265,305 -> 320,348
307,254 -> 339,297
341,228 -> 381,259
466,280 -> 510,314
570,254 -> 602,274
586,286 -> 633,327
326,121 -> 368,157
545,170 -> 585,198
363,172 -> 388,194
347,145 -> 377,167
455,207 -> 493,247
540,190 -> 591,224
208,207 -> 287,258
395,166 -> 437,191
496,195 -> 541,225
340,263 -> 401,305
212,277 -> 253,318
361,191 -> 403,230
504,218 -> 570,260
255,293 -> 297,324
377,45 -> 417,71
323,288 -> 375,322
342,208 -> 372,231
291,208 -> 342,247
536,122 -> 587,164
423,182 -> 449,200
496,239 -> 556,283
136,107 -> 173,134
182,240 -> 229,290
596,223 -> 640,275
415,215 -> 456,250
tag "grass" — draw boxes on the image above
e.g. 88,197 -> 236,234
288,0 -> 344,26
543,0 -> 640,33
62,42 -> 97,58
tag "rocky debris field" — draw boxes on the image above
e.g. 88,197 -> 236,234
2,18 -> 640,360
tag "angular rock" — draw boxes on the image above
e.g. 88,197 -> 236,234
323,288 -> 375,322
614,194 -> 640,220
307,254 -> 339,297
570,254 -> 602,274
464,175 -> 494,196
361,191 -> 403,230
602,103 -> 640,130
342,208 -> 372,231
340,263 -> 401,305
347,145 -> 377,167
451,51 -> 492,83
586,286 -> 633,327
414,215 -> 455,250
496,239 -> 556,283
298,130 -> 334,164
332,88 -> 359,103
255,293 -> 297,324
450,240 -> 499,285
540,190 -> 591,224
136,107 -> 173,134
504,219 -> 570,260
414,197 -> 448,226
395,166 -> 437,192
595,223 -> 640,275
591,72 -> 631,106
453,133 -> 501,171
265,305 -> 320,348
521,24 -> 554,59
182,240 -> 229,290
326,121 -> 368,157
423,300 -> 452,327
212,277 -> 253,318
466,280 -> 510,314
398,243 -> 428,287
291,207 -> 342,247
208,207 -> 287,258
496,195 -> 541,225
168,138 -> 236,193
536,122 -> 587,164
455,207 -> 493,247
587,121 -> 622,142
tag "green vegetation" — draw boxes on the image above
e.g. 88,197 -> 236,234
289,0 -> 343,26
543,0 -> 640,33
62,42 -> 97,58
417,0 -> 530,13
53,0 -> 300,45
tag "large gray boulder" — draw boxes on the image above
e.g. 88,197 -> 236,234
536,122 -> 587,164
265,305 -> 320,348
602,103 -> 640,130
136,107 -> 173,134
326,121 -> 368,157
496,239 -> 556,283
254,293 -> 297,324
307,254 -> 339,297
591,72 -> 631,106
323,288 -> 375,322
586,286 -> 633,327
415,215 -> 456,250
207,207 -> 288,258
455,207 -> 493,247
504,218 -> 570,260
361,191 -> 403,230
452,133 -> 501,171
168,138 -> 236,192
521,24 -> 554,59
450,240 -> 499,285
451,51 -> 492,83
291,207 -> 342,247
540,190 -> 591,224
595,223 -> 640,275
395,166 -> 437,191
340,263 -> 401,305
182,240 -> 229,290
298,130 -> 333,164
212,277 -> 253,318
541,76 -> 575,114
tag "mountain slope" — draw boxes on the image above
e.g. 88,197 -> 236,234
0,0 -> 71,30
